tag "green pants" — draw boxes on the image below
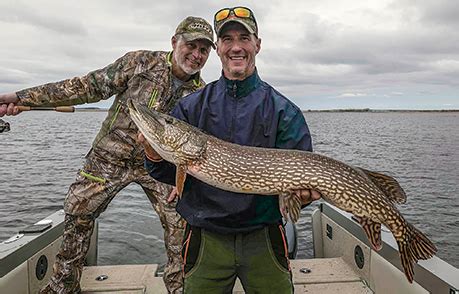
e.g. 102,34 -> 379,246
182,224 -> 293,294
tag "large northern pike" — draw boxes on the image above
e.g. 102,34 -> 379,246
128,100 -> 436,283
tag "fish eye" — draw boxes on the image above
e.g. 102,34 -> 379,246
165,117 -> 174,124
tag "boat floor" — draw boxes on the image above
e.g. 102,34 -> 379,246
81,257 -> 372,293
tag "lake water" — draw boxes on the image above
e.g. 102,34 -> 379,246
0,111 -> 458,268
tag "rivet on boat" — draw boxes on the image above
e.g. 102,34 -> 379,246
299,268 -> 312,274
95,274 -> 108,281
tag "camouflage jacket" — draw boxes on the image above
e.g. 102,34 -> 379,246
17,50 -> 205,166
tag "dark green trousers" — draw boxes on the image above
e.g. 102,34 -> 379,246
182,224 -> 293,294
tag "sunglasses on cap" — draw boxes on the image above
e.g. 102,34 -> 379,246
214,6 -> 257,29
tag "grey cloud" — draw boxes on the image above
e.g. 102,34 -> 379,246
0,0 -> 457,110
393,0 -> 459,26
257,4 -> 459,97
0,1 -> 88,36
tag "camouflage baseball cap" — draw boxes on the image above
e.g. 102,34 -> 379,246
214,7 -> 258,37
175,16 -> 215,49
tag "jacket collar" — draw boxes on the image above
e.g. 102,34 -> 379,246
167,51 -> 202,87
223,69 -> 260,98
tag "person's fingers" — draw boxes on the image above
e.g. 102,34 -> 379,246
0,104 -> 6,116
12,104 -> 20,116
6,103 -> 13,115
310,190 -> 321,200
167,187 -> 179,203
293,189 -> 321,206
6,103 -> 20,116
1,103 -> 22,116
302,189 -> 311,198
294,190 -> 307,197
296,189 -> 312,200
137,132 -> 145,143
137,132 -> 160,160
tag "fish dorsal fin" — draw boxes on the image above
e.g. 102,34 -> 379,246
357,168 -> 407,204
175,165 -> 187,198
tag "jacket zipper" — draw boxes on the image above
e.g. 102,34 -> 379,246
230,83 -> 237,141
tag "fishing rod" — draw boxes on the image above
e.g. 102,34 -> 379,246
17,106 -> 75,112
0,106 -> 75,133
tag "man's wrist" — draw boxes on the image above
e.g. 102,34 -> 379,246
145,153 -> 163,162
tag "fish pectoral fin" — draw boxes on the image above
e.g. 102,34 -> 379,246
278,195 -> 288,221
175,165 -> 187,198
357,167 -> 407,204
279,191 -> 302,223
355,216 -> 382,251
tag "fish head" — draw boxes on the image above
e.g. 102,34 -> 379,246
128,100 -> 206,164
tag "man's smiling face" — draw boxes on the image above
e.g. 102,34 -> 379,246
216,22 -> 261,80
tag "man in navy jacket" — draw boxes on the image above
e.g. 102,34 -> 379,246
143,6 -> 320,293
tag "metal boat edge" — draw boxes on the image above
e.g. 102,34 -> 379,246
312,202 -> 459,293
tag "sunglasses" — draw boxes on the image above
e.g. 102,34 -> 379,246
214,6 -> 257,28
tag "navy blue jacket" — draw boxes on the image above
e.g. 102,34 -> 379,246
146,70 -> 312,234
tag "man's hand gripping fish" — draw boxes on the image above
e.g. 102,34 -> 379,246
128,100 -> 437,283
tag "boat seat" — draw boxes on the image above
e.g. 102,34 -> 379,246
81,264 -> 166,294
291,257 -> 372,293
232,257 -> 372,293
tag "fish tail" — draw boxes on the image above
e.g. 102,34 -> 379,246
397,224 -> 437,283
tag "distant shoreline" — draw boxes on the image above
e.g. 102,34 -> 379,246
75,107 -> 459,113
303,108 -> 459,113
75,107 -> 108,112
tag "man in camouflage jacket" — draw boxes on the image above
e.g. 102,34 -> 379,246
0,16 -> 214,293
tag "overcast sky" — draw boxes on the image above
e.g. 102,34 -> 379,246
1,0 -> 458,110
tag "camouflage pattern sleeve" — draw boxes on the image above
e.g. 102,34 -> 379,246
16,51 -> 140,107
